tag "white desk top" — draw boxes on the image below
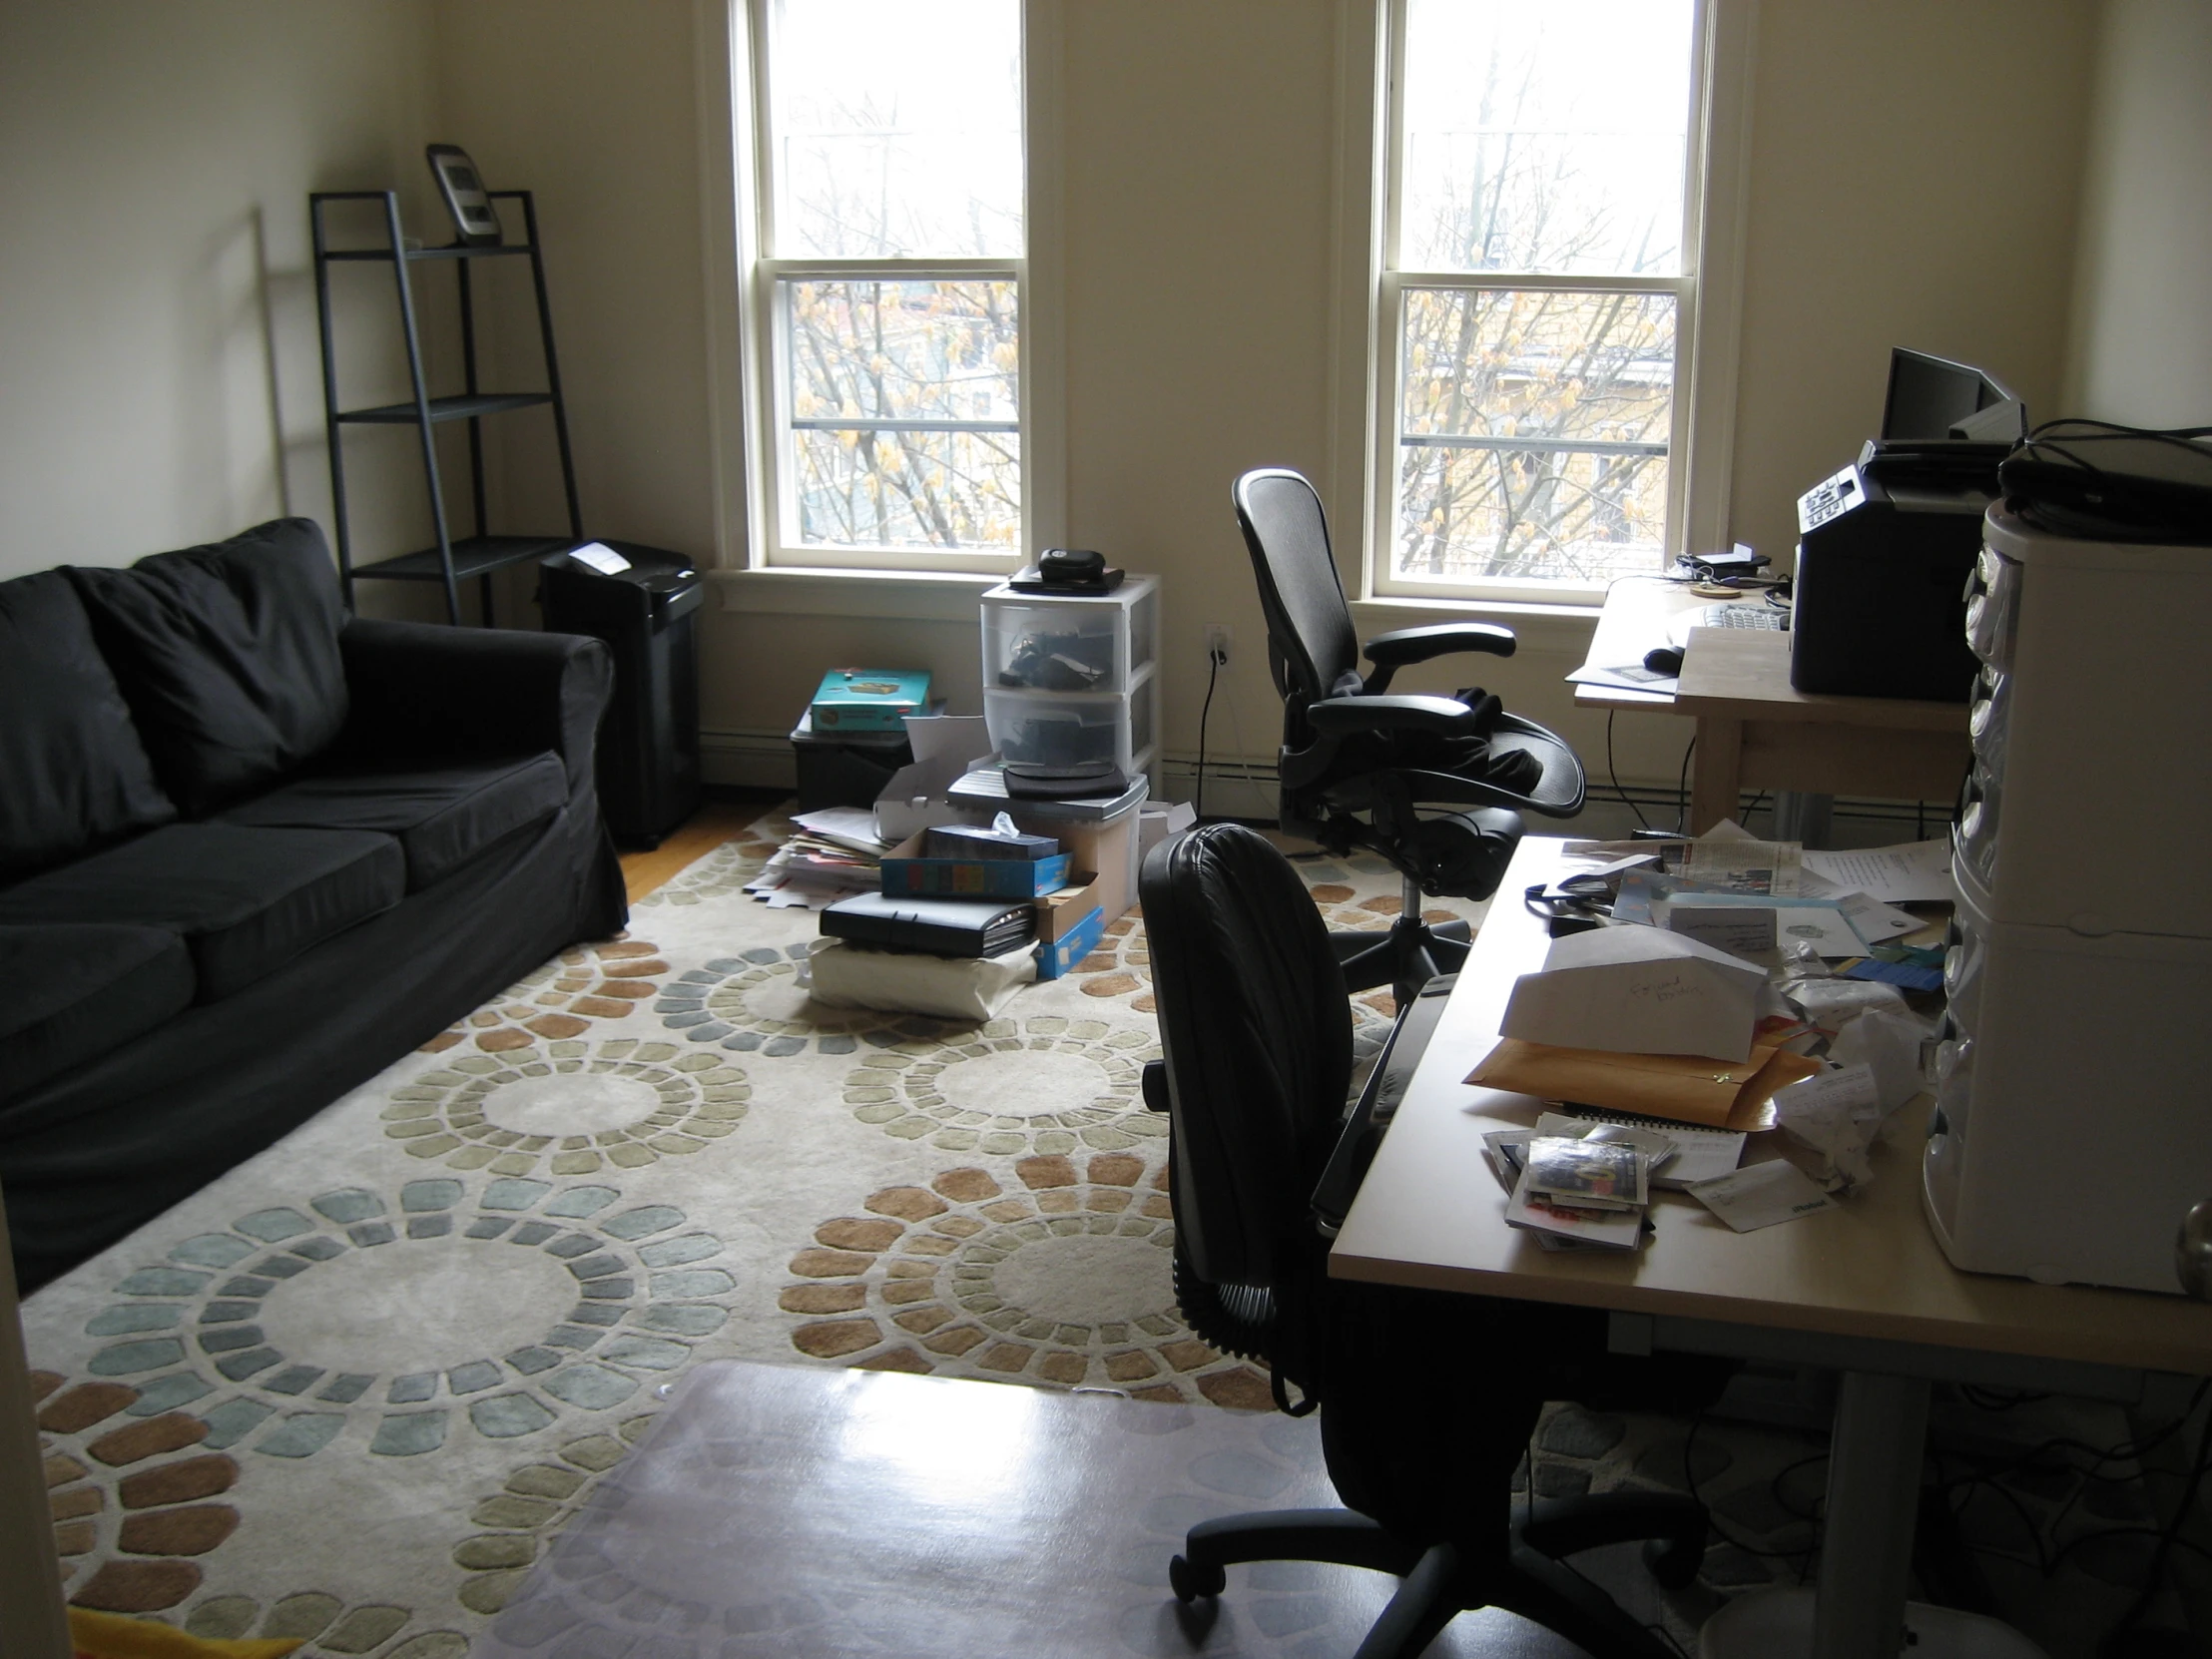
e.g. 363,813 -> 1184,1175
1570,576 -> 1708,712
1330,837 -> 2212,1379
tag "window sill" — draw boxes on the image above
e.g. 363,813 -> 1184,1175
1350,593 -> 1601,654
710,565 -> 1001,622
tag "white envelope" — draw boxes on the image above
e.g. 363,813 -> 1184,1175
1499,925 -> 1767,1062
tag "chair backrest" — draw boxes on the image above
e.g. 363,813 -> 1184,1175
1141,823 -> 1352,1293
1232,469 -> 1362,715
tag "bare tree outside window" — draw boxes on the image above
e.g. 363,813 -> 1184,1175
1389,0 -> 1695,590
763,0 -> 1023,556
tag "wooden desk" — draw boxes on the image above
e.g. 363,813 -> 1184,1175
1333,837 -> 2212,1657
1573,579 -> 1972,835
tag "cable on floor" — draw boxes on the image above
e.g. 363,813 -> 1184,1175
1195,642 -> 1223,822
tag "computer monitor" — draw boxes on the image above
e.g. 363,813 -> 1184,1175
1881,348 -> 2025,445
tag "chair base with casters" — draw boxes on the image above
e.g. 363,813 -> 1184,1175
1169,1496 -> 1707,1659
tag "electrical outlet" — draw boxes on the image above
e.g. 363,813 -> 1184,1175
1204,623 -> 1233,666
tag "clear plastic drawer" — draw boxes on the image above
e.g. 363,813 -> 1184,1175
1967,669 -> 2009,775
981,580 -> 1158,695
984,684 -> 1149,775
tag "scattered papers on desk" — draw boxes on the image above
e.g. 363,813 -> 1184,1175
1772,1063 -> 1884,1191
1569,824 -> 1804,897
1565,662 -> 1677,695
1799,839 -> 1952,903
1544,1110 -> 1744,1189
1501,924 -> 1767,1061
1687,1159 -> 1839,1231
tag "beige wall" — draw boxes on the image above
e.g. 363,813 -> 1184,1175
2067,0 -> 2212,425
0,0 -> 2114,793
0,1 -> 450,615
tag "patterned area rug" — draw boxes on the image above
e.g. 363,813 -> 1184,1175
17,809 -> 1443,1656
21,810 -> 2181,1658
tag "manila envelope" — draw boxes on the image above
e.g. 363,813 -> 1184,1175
1466,1038 -> 1826,1131
1499,924 -> 1767,1062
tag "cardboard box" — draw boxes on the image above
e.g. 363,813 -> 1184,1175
1025,813 -> 1137,924
1035,904 -> 1105,980
873,717 -> 993,844
1036,873 -> 1103,942
1138,800 -> 1197,863
880,833 -> 1074,899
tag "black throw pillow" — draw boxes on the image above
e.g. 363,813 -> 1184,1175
0,572 -> 177,880
67,519 -> 349,816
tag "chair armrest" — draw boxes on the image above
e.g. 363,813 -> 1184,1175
1363,622 -> 1516,666
334,619 -> 615,791
1360,623 -> 1515,692
1306,694 -> 1480,738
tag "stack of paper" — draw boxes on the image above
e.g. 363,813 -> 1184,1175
1485,1120 -> 1681,1251
744,808 -> 891,909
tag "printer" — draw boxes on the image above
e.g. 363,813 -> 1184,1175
1789,349 -> 2027,703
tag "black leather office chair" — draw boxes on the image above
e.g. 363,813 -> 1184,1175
1234,468 -> 1587,1002
1143,823 -> 1714,1659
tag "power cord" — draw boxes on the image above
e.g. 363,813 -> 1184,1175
1674,737 -> 1697,834
1195,638 -> 1225,822
1606,712 -> 1653,832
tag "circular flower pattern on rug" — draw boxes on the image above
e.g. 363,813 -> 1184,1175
182,1591 -> 462,1659
73,1180 -> 737,1464
30,1371 -> 244,1615
842,1016 -> 1162,1156
634,818 -> 790,906
656,946 -> 952,1056
777,1159 -> 1273,1408
382,1037 -> 750,1177
443,1412 -> 660,1617
418,936 -> 669,1055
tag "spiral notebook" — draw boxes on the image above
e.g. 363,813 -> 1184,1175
1540,1108 -> 1746,1189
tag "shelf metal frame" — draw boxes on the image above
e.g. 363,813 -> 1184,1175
310,190 -> 584,624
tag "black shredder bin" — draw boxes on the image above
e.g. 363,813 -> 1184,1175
540,543 -> 704,847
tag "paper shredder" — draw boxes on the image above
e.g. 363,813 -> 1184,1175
540,543 -> 703,847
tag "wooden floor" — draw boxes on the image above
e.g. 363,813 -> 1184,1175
617,797 -> 779,902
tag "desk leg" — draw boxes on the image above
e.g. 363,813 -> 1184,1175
1811,1371 -> 1930,1659
1688,717 -> 1744,835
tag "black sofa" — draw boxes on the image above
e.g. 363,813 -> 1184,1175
0,519 -> 628,1292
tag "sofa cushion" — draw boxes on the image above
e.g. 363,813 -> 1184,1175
66,519 -> 349,815
0,572 -> 177,881
220,754 -> 569,891
0,924 -> 194,1101
0,825 -> 403,1002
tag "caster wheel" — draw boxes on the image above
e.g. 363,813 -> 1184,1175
1169,1553 -> 1225,1602
1642,1533 -> 1704,1591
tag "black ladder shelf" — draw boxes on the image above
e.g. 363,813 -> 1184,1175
310,190 -> 582,625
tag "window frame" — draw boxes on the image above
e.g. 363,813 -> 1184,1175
725,0 -> 1064,577
1342,0 -> 1755,608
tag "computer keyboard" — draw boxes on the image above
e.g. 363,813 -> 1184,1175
1667,601 -> 1789,647
1695,602 -> 1788,629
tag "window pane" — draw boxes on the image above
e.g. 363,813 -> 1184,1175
1395,286 -> 1673,587
785,278 -> 1020,549
1400,0 -> 1694,276
772,0 -> 1023,259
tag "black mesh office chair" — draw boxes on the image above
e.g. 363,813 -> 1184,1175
1234,468 -> 1586,1002
1143,823 -> 1716,1659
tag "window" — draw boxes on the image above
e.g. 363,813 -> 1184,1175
1365,0 -> 1740,601
745,0 -> 1035,571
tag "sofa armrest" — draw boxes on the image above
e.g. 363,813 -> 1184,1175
335,620 -> 613,791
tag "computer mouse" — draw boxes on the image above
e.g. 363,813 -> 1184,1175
1644,645 -> 1685,676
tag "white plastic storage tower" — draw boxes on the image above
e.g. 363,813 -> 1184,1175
1924,505 -> 2212,1293
978,575 -> 1160,789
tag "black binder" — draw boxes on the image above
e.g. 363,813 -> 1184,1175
821,891 -> 1037,957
